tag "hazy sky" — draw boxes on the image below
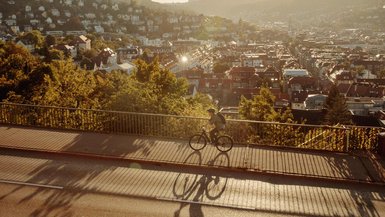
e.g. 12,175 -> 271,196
152,0 -> 188,3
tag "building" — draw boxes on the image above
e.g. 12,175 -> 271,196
116,46 -> 142,64
16,39 -> 35,52
70,35 -> 91,50
228,66 -> 258,89
283,69 -> 310,80
54,44 -> 77,58
304,94 -> 327,110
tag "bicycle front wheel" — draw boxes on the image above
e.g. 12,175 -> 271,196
216,136 -> 233,152
189,134 -> 207,151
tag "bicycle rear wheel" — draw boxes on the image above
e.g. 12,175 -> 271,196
205,153 -> 229,200
215,136 -> 233,152
189,134 -> 207,151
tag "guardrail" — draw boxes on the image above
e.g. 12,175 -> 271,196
0,102 -> 382,152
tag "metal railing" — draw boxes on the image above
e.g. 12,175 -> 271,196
0,102 -> 382,152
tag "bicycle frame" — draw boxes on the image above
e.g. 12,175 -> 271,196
201,127 -> 219,144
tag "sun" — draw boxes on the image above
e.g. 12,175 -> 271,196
181,56 -> 188,63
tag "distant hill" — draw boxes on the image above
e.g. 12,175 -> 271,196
158,0 -> 381,23
132,0 -> 196,14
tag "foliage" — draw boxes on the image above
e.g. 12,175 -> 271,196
350,65 -> 365,78
17,30 -> 45,49
45,35 -> 56,47
324,84 -> 352,125
114,58 -> 210,115
0,39 -> 214,138
239,87 -> 284,122
0,40 -> 212,117
348,127 -> 381,151
0,42 -> 38,101
238,87 -> 302,146
212,61 -> 231,74
28,59 -> 99,109
47,49 -> 66,61
324,83 -> 339,109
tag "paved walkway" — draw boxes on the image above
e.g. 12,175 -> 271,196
0,125 -> 384,184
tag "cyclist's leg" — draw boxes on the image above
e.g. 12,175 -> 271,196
210,128 -> 219,144
215,127 -> 226,144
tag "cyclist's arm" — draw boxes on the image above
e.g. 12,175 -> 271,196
208,116 -> 214,125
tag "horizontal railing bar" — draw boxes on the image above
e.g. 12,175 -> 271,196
0,102 -> 208,120
227,119 -> 349,129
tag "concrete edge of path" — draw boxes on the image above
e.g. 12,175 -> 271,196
1,145 -> 385,187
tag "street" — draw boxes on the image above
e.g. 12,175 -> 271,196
0,183 -> 301,217
0,148 -> 384,217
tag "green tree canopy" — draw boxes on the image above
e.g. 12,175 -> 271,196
239,86 -> 294,123
27,59 -> 98,109
121,58 -> 192,114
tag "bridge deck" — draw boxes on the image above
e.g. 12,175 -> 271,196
0,125 -> 384,184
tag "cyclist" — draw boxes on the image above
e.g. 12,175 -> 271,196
207,108 -> 225,144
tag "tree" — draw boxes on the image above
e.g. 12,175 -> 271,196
0,42 -> 38,101
45,35 -> 56,47
324,84 -> 352,125
140,50 -> 152,64
47,49 -> 66,61
129,58 -> 190,114
0,42 -> 38,70
213,62 -> 231,74
27,59 -> 98,109
324,84 -> 339,109
0,39 -> 212,119
239,87 -> 278,122
351,65 -> 365,78
186,93 -> 215,116
132,58 -> 153,83
79,57 -> 94,70
238,86 -> 295,123
18,30 -> 45,49
238,87 -> 299,146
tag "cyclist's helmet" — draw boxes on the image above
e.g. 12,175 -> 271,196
207,108 -> 216,113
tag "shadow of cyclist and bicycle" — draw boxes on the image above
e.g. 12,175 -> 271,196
172,151 -> 230,217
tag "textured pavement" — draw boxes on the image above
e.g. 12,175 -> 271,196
0,125 -> 384,184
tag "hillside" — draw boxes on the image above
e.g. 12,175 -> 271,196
164,0 -> 381,23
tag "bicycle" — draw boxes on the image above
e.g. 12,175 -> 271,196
189,127 -> 233,152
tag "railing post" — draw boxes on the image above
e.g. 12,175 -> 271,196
244,142 -> 250,169
345,127 -> 350,152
